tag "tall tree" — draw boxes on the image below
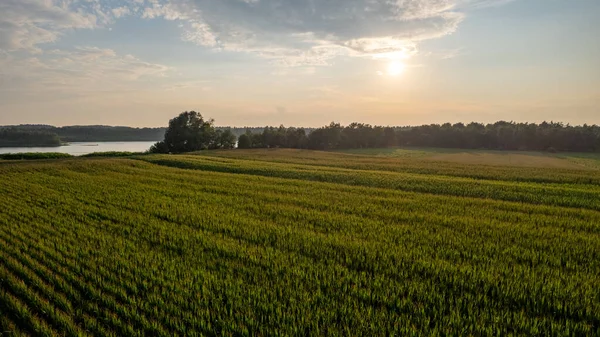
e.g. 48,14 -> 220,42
150,111 -> 233,153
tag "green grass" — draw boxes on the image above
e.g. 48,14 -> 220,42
0,149 -> 599,336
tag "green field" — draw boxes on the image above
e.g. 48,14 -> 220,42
336,147 -> 600,169
1,149 -> 599,336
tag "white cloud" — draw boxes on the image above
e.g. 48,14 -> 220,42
0,46 -> 171,94
181,22 -> 218,47
141,2 -> 189,20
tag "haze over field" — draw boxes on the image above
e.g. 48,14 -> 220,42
1,0 -> 599,127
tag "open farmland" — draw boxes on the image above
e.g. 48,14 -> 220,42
1,149 -> 599,336
335,147 -> 600,169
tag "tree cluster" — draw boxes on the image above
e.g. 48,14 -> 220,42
239,121 -> 600,152
150,111 -> 236,153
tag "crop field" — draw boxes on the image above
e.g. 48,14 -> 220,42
0,149 -> 599,336
335,147 -> 600,170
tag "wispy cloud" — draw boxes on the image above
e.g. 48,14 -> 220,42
0,0 -> 99,52
1,46 -> 170,94
135,0 -> 468,65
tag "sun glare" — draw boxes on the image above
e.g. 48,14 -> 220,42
386,61 -> 405,76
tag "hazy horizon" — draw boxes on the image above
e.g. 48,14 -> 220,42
4,120 -> 600,129
1,0 -> 599,127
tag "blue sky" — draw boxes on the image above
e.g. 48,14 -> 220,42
0,0 -> 598,127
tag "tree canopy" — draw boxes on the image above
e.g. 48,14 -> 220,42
150,111 -> 236,153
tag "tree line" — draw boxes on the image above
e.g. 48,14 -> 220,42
150,112 -> 600,153
56,126 -> 166,142
0,125 -> 166,146
4,112 -> 600,153
0,129 -> 62,147
237,121 -> 600,152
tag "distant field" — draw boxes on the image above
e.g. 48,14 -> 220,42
1,149 -> 599,336
336,147 -> 600,169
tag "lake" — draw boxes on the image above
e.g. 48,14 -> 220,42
0,141 -> 157,156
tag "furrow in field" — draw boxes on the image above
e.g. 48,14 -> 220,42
0,211 -> 224,336
0,227 -> 177,337
0,264 -> 76,337
0,288 -> 57,336
0,232 -> 125,337
0,309 -> 28,337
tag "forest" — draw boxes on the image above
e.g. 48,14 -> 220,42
0,129 -> 62,147
0,125 -> 166,147
239,121 -> 600,152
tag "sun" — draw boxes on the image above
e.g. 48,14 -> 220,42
386,61 -> 405,76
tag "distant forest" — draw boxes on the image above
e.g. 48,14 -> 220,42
2,121 -> 600,152
0,125 -> 166,146
0,129 -> 62,147
239,121 -> 600,153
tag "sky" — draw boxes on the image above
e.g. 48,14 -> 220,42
0,0 -> 599,127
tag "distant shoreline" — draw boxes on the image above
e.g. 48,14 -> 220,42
0,141 -> 157,156
0,140 -> 161,148
0,143 -> 62,148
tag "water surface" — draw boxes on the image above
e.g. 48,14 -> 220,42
0,141 -> 157,156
